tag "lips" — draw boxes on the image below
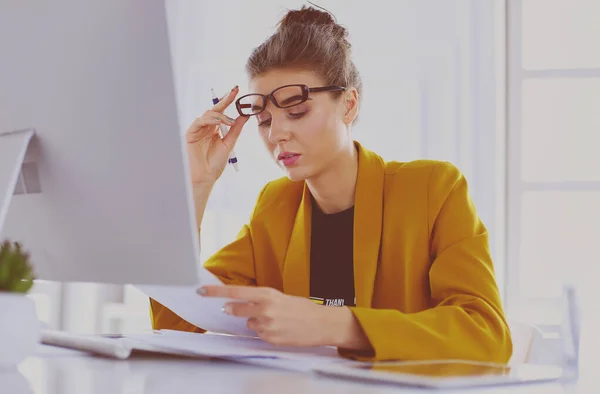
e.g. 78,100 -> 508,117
277,152 -> 299,160
277,151 -> 301,167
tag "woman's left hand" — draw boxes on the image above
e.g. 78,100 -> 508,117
197,285 -> 340,347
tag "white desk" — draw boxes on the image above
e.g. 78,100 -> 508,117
6,344 -> 590,394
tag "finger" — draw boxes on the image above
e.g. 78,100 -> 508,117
199,285 -> 270,302
188,112 -> 236,135
247,317 -> 263,333
223,301 -> 264,318
186,125 -> 219,143
221,115 -> 250,152
186,116 -> 221,138
247,319 -> 284,345
218,91 -> 229,101
212,112 -> 237,127
198,285 -> 274,303
211,85 -> 239,113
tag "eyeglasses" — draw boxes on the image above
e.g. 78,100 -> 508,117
235,84 -> 346,117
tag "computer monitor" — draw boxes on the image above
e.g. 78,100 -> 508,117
0,0 -> 201,285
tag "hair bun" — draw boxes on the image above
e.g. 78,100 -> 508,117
278,5 -> 336,29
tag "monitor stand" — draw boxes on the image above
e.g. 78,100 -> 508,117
0,128 -> 37,236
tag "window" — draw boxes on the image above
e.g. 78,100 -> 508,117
521,0 -> 600,70
522,79 -> 600,182
506,0 -> 600,327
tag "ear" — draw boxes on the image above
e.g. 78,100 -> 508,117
343,87 -> 359,124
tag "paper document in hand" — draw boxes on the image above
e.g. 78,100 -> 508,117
137,267 -> 255,337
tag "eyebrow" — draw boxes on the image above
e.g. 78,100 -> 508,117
279,94 -> 305,107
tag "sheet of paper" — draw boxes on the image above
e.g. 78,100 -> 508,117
124,331 -> 345,368
136,267 -> 255,337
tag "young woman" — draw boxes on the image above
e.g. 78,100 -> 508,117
150,6 -> 512,363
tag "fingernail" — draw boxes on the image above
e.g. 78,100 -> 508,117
222,304 -> 232,315
231,85 -> 239,92
196,287 -> 207,296
214,117 -> 222,124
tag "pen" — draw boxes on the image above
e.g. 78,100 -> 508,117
211,88 -> 239,171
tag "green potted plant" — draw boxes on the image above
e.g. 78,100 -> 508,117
0,240 -> 40,368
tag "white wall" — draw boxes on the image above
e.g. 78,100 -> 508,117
165,0 -> 504,279
17,0 -> 505,333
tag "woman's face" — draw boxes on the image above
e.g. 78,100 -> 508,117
248,68 -> 357,182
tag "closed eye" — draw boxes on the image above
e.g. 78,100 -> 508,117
258,118 -> 271,127
289,111 -> 307,119
258,111 -> 307,127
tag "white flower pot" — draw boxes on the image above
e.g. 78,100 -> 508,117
0,293 -> 40,368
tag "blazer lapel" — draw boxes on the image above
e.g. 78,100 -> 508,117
353,142 -> 385,307
282,182 -> 312,297
281,142 -> 385,306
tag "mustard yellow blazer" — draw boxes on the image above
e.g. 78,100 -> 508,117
150,141 -> 512,363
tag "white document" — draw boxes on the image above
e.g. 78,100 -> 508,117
125,330 -> 344,367
136,267 -> 256,337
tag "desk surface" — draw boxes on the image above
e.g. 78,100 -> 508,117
6,344 -> 591,394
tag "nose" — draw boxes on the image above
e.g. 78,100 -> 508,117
267,115 -> 291,144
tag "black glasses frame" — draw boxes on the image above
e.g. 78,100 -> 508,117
235,84 -> 346,117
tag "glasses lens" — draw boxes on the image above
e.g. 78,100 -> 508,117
237,94 -> 266,116
273,85 -> 306,108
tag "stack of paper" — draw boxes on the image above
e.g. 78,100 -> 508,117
124,330 -> 348,372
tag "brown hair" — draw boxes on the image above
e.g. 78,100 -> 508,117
246,5 -> 362,102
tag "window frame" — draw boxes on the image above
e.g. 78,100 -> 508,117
505,0 -> 600,324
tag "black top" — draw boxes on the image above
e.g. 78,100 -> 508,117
309,197 -> 356,307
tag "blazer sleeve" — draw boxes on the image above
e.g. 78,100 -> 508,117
341,162 -> 512,363
149,183 -> 270,331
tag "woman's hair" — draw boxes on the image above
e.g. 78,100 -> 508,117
246,5 -> 362,101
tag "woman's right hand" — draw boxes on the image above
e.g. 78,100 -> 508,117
185,85 -> 249,185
